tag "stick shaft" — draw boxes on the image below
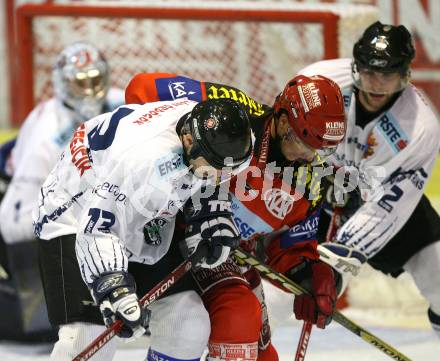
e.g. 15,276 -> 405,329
234,248 -> 412,361
72,259 -> 193,361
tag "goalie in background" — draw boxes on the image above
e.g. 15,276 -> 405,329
300,21 -> 440,337
0,41 -> 124,341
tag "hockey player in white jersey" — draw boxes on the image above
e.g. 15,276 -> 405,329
299,21 -> 440,337
34,97 -> 252,361
0,42 -> 124,341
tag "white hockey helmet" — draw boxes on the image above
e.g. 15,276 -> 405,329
53,42 -> 109,121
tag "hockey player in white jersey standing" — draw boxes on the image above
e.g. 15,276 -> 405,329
34,97 -> 252,361
0,42 -> 124,341
300,21 -> 440,337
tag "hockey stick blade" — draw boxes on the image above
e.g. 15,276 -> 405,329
72,259 -> 194,361
234,248 -> 413,361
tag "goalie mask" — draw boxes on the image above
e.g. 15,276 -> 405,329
53,42 -> 110,121
273,75 -> 346,164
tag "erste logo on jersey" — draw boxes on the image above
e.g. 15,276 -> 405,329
156,76 -> 203,102
155,152 -> 185,179
263,188 -> 294,220
376,113 -> 409,153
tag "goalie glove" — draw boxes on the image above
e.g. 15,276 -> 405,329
180,189 -> 240,269
90,271 -> 150,339
318,243 -> 367,296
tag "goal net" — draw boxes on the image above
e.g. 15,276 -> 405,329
8,0 -> 378,124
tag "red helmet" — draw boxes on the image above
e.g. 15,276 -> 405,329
273,75 -> 346,150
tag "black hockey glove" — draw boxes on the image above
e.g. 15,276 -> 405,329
180,188 -> 240,269
324,179 -> 363,226
90,271 -> 150,339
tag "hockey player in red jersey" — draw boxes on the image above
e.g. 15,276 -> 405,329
125,73 -> 347,361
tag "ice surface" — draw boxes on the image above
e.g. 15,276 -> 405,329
1,276 -> 438,360
0,324 -> 438,361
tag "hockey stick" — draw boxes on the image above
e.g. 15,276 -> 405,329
294,321 -> 312,361
234,248 -> 413,361
72,258 -> 194,361
325,207 -> 342,243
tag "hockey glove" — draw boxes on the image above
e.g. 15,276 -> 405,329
180,190 -> 240,269
324,181 -> 364,225
90,271 -> 150,339
318,243 -> 367,296
291,261 -> 337,329
239,233 -> 267,263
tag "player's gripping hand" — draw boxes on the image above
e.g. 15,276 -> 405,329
180,190 -> 240,269
292,261 -> 337,329
318,243 -> 367,296
90,271 -> 150,339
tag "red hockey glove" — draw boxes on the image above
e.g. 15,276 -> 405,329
239,232 -> 267,262
293,261 -> 337,329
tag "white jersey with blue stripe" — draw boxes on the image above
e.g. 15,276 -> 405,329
33,99 -> 208,284
0,88 -> 124,245
299,58 -> 440,258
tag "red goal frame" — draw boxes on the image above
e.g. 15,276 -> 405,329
11,2 -> 340,126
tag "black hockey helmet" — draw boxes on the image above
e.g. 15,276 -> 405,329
184,98 -> 252,169
353,21 -> 415,74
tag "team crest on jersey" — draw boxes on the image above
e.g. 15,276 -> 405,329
263,188 -> 294,220
364,133 -> 377,159
143,218 -> 168,245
